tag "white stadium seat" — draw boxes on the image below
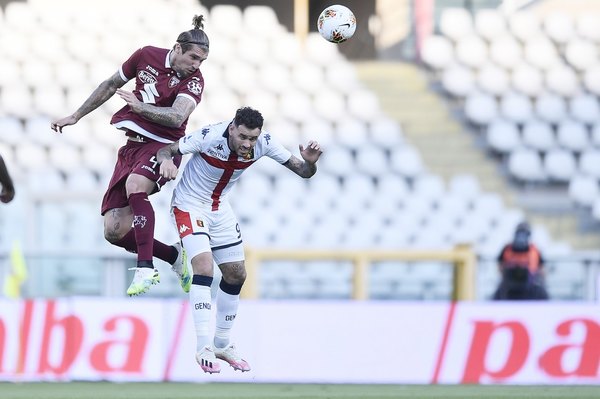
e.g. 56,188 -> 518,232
511,63 -> 543,97
449,174 -> 481,204
578,150 -> 600,179
354,145 -> 389,177
508,148 -> 546,182
543,13 -> 574,45
524,36 -> 560,70
489,35 -> 523,70
486,119 -> 521,154
583,64 -> 600,96
421,35 -> 454,70
569,94 -> 600,124
556,120 -> 589,152
591,123 -> 600,147
475,9 -> 507,41
390,145 -> 424,179
509,12 -> 542,42
440,8 -> 473,41
465,92 -> 498,125
535,93 -> 568,124
546,64 -> 580,97
455,35 -> 488,69
544,149 -> 577,182
442,65 -> 475,97
568,175 -> 599,207
478,64 -> 509,96
521,120 -> 555,152
576,14 -> 600,42
565,38 -> 598,71
500,92 -> 533,124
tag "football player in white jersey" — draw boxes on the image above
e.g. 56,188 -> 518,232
156,107 -> 322,374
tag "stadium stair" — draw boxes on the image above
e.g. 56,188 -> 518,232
355,61 -> 600,249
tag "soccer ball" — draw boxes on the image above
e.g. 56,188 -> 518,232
317,4 -> 356,43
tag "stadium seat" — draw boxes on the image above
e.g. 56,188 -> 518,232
475,9 -> 507,41
455,35 -> 488,69
568,175 -> 599,206
313,89 -> 346,122
319,147 -> 354,177
224,61 -> 258,93
369,117 -> 404,148
535,93 -> 568,124
305,33 -> 343,66
592,198 -> 600,221
440,8 -> 473,41
543,149 -> 577,182
569,94 -> 600,124
413,174 -> 445,206
489,35 -> 523,70
390,145 -> 424,179
442,65 -> 475,97
508,148 -> 546,182
465,92 -> 498,125
543,13 -> 574,45
546,64 -> 579,97
509,11 -> 542,42
48,144 -> 82,173
486,119 -> 521,154
448,174 -> 481,204
354,145 -> 389,177
209,5 -> 243,39
243,5 -> 283,38
576,14 -> 600,42
511,63 -> 543,97
237,35 -> 270,67
279,90 -> 312,123
565,38 -> 598,71
336,118 -> 370,150
421,35 -> 454,70
578,150 -> 600,179
583,64 -> 600,96
591,123 -> 600,147
500,92 -> 533,124
556,120 -> 589,152
292,61 -> 325,94
524,36 -> 560,70
347,88 -> 382,122
478,64 -> 509,96
521,120 -> 555,152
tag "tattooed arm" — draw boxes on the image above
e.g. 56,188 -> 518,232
283,141 -> 323,178
51,72 -> 126,133
157,142 -> 181,180
116,91 -> 195,128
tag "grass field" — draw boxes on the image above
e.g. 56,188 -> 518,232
0,383 -> 599,399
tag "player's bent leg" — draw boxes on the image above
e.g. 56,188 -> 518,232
196,345 -> 221,374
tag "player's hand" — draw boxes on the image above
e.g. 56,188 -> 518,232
299,141 -> 322,164
50,115 -> 78,133
0,186 -> 15,203
116,88 -> 143,113
159,159 -> 179,180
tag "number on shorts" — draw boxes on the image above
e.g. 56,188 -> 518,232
236,223 -> 241,239
149,155 -> 158,169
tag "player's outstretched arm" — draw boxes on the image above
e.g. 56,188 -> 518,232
51,72 -> 126,133
157,142 -> 181,180
117,92 -> 195,128
283,140 -> 323,178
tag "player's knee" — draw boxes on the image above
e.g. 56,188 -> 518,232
104,227 -> 123,244
222,262 -> 246,285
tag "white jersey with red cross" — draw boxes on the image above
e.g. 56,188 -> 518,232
172,120 -> 292,211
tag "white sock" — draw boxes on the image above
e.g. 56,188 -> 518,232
214,288 -> 240,349
190,284 -> 212,352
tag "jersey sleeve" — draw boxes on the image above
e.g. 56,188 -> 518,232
177,75 -> 204,107
178,127 -> 208,155
261,131 -> 292,164
119,47 -> 144,82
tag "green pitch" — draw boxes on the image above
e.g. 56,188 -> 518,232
0,382 -> 598,399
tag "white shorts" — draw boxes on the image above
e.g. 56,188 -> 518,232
172,202 -> 244,265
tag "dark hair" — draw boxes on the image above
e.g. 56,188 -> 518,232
512,221 -> 531,252
234,107 -> 264,130
176,15 -> 210,54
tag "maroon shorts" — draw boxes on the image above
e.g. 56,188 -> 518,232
100,140 -> 182,215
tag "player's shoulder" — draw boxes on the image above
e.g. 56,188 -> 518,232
193,121 -> 229,140
258,129 -> 277,146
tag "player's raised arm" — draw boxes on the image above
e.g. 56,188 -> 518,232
117,91 -> 197,129
51,71 -> 127,133
283,140 -> 322,178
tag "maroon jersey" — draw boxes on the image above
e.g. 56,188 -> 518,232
110,46 -> 204,143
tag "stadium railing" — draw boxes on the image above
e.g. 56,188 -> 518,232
243,244 -> 477,300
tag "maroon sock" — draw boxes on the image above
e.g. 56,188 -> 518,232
112,229 -> 177,264
113,229 -> 137,253
128,192 -> 155,263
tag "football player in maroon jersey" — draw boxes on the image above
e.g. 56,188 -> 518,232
51,15 -> 209,296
